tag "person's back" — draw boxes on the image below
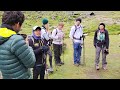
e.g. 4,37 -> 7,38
0,11 -> 36,79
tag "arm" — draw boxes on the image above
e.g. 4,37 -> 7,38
94,30 -> 97,47
105,30 -> 109,49
52,29 -> 59,39
11,35 -> 36,68
28,38 -> 43,55
69,26 -> 74,40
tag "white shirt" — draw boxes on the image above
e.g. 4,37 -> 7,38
41,27 -> 51,40
69,25 -> 83,43
52,28 -> 64,45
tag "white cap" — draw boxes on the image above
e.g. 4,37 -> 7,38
33,26 -> 41,31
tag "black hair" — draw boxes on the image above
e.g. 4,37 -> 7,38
2,11 -> 25,26
76,18 -> 82,23
98,23 -> 105,29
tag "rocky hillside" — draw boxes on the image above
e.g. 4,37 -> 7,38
0,11 -> 120,37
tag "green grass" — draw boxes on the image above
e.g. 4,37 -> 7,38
0,11 -> 120,79
47,35 -> 120,79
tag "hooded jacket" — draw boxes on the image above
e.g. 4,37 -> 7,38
0,24 -> 36,79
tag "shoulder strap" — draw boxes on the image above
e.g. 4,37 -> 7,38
27,35 -> 34,45
55,29 -> 58,36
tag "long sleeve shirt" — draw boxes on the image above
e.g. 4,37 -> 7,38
69,25 -> 83,43
52,28 -> 64,45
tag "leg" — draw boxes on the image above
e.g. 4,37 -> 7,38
57,45 -> 61,63
40,65 -> 45,79
102,47 -> 107,69
59,44 -> 64,64
53,44 -> 59,64
33,66 -> 40,79
95,46 -> 102,66
77,45 -> 82,64
47,49 -> 53,68
73,43 -> 79,64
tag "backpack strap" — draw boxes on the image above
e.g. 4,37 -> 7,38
27,35 -> 34,46
55,29 -> 58,36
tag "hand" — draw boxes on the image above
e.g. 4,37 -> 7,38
41,46 -> 49,52
106,49 -> 109,52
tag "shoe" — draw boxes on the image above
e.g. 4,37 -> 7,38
56,63 -> 61,66
102,64 -> 107,70
60,61 -> 64,65
95,65 -> 100,70
47,67 -> 54,73
77,62 -> 81,65
74,63 -> 79,67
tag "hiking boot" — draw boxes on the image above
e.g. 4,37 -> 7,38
102,64 -> 107,70
74,63 -> 79,67
47,67 -> 54,73
77,62 -> 81,65
60,61 -> 64,65
56,63 -> 61,66
95,65 -> 100,70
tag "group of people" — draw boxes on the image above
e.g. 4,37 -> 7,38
0,11 -> 109,79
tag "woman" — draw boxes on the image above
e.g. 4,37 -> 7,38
94,23 -> 109,70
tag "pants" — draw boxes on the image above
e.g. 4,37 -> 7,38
95,46 -> 107,66
53,44 -> 62,64
46,48 -> 53,68
73,42 -> 82,64
33,65 -> 45,79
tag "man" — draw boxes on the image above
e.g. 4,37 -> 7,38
52,22 -> 64,66
41,18 -> 53,72
94,23 -> 109,70
28,26 -> 49,79
69,18 -> 83,66
0,11 -> 36,79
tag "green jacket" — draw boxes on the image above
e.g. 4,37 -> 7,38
0,28 -> 36,79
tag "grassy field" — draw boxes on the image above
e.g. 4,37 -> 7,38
0,11 -> 120,79
47,35 -> 120,79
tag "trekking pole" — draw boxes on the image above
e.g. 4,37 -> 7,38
62,37 -> 64,64
83,36 -> 85,66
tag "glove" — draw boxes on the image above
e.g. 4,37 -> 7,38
41,46 -> 49,52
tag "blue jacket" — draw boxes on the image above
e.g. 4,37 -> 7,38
0,28 -> 36,79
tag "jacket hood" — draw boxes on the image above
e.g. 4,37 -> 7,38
0,28 -> 16,45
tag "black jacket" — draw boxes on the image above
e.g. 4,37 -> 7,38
28,37 -> 45,66
94,29 -> 109,49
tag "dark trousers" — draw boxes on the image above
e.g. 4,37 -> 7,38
33,65 -> 45,79
53,44 -> 62,64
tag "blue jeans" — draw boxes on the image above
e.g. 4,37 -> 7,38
73,42 -> 82,64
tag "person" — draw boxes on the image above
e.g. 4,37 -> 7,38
94,23 -> 109,70
28,26 -> 49,79
0,11 -> 36,79
41,18 -> 53,72
52,22 -> 64,66
69,18 -> 83,66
